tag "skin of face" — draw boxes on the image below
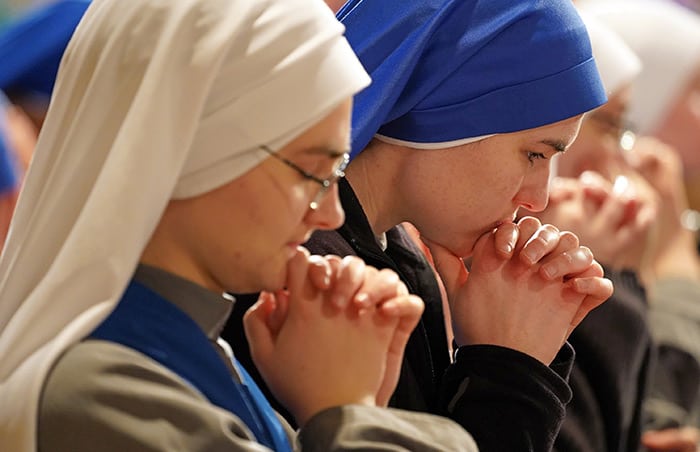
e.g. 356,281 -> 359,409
653,67 -> 700,174
140,99 -> 352,294
350,115 -> 583,258
324,0 -> 346,13
557,88 -> 632,181
653,67 -> 700,211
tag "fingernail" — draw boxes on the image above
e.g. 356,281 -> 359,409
499,243 -> 513,255
354,292 -> 369,307
510,229 -> 518,249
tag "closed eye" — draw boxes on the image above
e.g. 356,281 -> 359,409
527,151 -> 547,165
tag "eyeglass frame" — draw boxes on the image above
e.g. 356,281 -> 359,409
260,144 -> 350,210
587,111 -> 637,152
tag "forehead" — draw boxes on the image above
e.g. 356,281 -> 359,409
281,99 -> 353,158
484,115 -> 584,151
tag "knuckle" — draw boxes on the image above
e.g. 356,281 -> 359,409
530,236 -> 548,248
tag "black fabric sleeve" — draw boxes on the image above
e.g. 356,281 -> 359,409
645,345 -> 700,430
442,343 -> 574,451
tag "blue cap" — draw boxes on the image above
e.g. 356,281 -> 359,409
338,0 -> 607,157
0,0 -> 90,99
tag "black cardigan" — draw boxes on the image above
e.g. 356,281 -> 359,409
223,177 -> 575,451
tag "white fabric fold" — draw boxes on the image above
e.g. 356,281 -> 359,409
374,133 -> 496,150
0,0 -> 370,449
579,11 -> 642,96
581,0 -> 700,133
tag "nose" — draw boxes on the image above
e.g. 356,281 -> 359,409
514,167 -> 551,213
305,183 -> 345,230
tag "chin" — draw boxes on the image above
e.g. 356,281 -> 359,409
262,265 -> 288,293
422,232 -> 476,259
454,243 -> 476,259
447,232 -> 482,258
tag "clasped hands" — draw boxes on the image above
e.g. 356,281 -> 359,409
244,248 -> 420,426
425,216 -> 614,365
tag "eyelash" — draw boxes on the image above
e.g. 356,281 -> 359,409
527,151 -> 547,165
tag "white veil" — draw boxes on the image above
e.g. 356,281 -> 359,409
0,0 -> 370,449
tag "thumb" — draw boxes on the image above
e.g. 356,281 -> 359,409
263,291 -> 289,336
468,228 -> 504,275
422,237 -> 468,301
243,295 -> 276,366
391,295 -> 425,347
285,246 -> 311,296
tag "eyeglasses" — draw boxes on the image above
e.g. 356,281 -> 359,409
260,145 -> 349,210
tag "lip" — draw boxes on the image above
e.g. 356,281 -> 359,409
286,231 -> 313,249
493,213 -> 517,229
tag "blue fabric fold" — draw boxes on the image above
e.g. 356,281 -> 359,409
338,0 -> 607,157
90,280 -> 292,452
0,95 -> 17,193
0,0 -> 90,98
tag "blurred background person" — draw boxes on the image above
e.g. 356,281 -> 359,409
225,2 -> 615,451
537,6 -> 700,451
0,93 -> 19,246
577,4 -> 700,442
581,0 -> 700,239
0,0 -> 88,248
0,0 -> 90,172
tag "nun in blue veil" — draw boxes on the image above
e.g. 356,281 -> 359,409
0,1 -> 90,247
0,94 -> 18,247
0,0 -> 90,178
0,0 -> 90,129
0,0 -> 484,450
224,1 -> 614,451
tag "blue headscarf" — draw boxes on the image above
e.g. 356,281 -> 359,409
0,0 -> 90,99
0,94 -> 17,194
338,0 -> 607,157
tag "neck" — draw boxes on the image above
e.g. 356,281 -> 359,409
344,141 -> 404,235
140,208 -> 225,295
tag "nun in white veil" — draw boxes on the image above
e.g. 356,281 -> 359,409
0,0 -> 477,450
580,0 -> 700,213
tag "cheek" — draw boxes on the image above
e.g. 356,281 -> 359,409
654,93 -> 700,168
250,188 -> 310,244
674,102 -> 700,167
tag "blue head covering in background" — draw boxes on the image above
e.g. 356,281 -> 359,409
338,0 -> 608,157
0,93 -> 18,194
0,0 -> 90,100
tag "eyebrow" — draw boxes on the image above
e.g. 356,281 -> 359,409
539,139 -> 567,153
